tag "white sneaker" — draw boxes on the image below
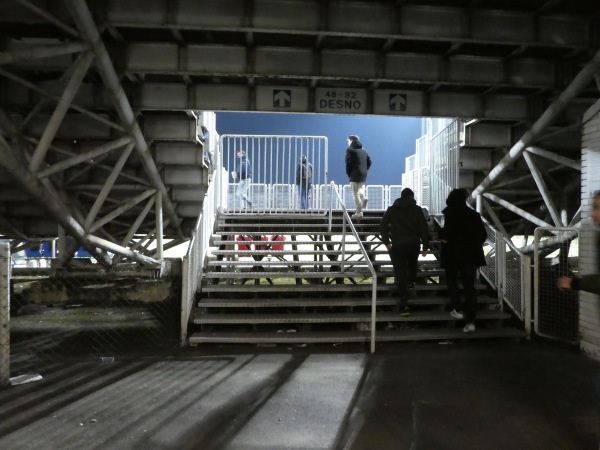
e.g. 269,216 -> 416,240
352,211 -> 363,218
450,309 -> 464,320
463,323 -> 475,333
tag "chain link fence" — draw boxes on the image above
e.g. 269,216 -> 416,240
1,242 -> 9,387
7,249 -> 180,380
480,222 -> 498,290
499,236 -> 531,323
534,228 -> 579,343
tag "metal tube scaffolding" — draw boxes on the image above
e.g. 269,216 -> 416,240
0,137 -> 159,267
0,42 -> 86,65
471,47 -> 600,200
64,0 -> 185,240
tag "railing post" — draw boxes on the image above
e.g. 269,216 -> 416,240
155,191 -> 164,265
180,256 -> 189,347
0,241 -> 10,386
497,233 -> 505,304
341,212 -> 346,272
522,255 -> 532,338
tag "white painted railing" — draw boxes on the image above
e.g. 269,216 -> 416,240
328,182 -> 378,353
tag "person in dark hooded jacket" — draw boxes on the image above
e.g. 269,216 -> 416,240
439,188 -> 487,333
380,188 -> 430,316
345,135 -> 372,218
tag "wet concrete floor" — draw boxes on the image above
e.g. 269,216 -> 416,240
0,339 -> 598,449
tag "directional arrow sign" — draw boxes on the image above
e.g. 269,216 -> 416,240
389,93 -> 407,112
273,89 -> 291,108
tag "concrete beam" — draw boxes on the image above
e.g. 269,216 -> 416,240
100,0 -> 592,48
144,114 -> 196,141
155,142 -> 205,165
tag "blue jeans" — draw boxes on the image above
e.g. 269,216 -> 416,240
235,178 -> 252,208
298,184 -> 311,209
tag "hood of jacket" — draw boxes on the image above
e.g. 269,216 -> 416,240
442,203 -> 469,215
393,196 -> 417,209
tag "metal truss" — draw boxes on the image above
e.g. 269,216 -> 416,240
468,48 -> 600,244
0,0 -> 186,270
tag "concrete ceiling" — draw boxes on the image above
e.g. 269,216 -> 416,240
2,0 -> 599,119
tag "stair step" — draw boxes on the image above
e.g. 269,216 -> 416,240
210,239 -> 389,246
210,249 -> 391,256
218,222 -> 379,232
192,310 -> 509,324
188,327 -> 526,345
201,283 -> 487,292
203,270 -> 446,279
207,260 -> 392,267
205,271 -> 372,278
205,264 -> 444,277
220,213 -> 329,220
211,232 -> 392,239
190,212 -> 515,347
196,295 -> 499,308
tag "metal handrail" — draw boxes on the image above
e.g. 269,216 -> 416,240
180,166 -> 227,346
328,181 -> 378,353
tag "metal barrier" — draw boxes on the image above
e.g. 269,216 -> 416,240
221,135 -> 328,213
534,227 -> 579,343
429,119 -> 461,215
0,242 -> 9,387
327,182 -> 378,353
181,167 -> 227,346
224,182 -> 408,213
365,185 -> 385,210
498,234 -> 532,330
480,221 -> 499,291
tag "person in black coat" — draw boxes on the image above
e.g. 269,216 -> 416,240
345,135 -> 372,218
380,188 -> 430,316
295,155 -> 313,209
439,188 -> 487,333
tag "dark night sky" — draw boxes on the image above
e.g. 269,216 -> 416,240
216,112 -> 422,185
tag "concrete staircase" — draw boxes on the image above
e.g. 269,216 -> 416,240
188,211 -> 524,346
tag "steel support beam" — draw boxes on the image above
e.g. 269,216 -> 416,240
112,196 -> 156,266
37,136 -> 133,179
482,198 -> 509,238
64,0 -> 184,240
155,191 -> 164,262
89,189 -> 156,233
525,146 -> 581,171
0,136 -> 158,266
0,68 -> 125,133
15,0 -> 79,37
83,141 -> 136,231
523,152 -> 562,227
0,42 -> 86,65
28,50 -> 95,172
471,47 -> 600,200
568,207 -> 581,227
483,193 -> 552,228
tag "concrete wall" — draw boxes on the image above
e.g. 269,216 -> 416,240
579,99 -> 600,359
